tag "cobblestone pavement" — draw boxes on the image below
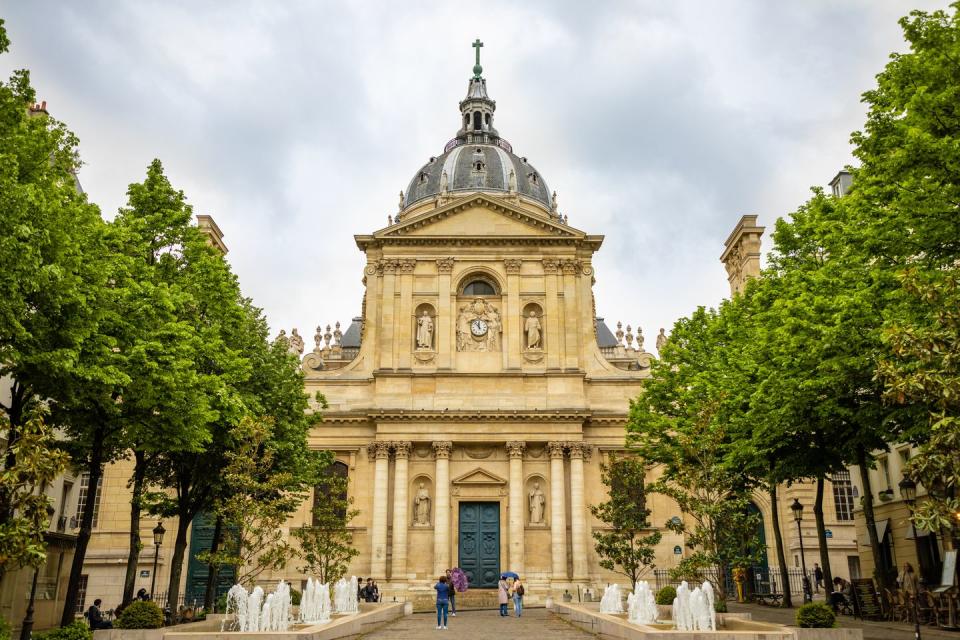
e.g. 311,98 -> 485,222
728,602 -> 958,640
360,606 -> 597,639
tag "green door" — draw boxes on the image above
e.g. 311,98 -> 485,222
184,512 -> 235,607
458,502 -> 500,588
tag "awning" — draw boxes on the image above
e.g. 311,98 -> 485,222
906,524 -> 933,540
858,519 -> 890,546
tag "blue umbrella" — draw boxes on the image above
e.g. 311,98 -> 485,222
501,571 -> 520,580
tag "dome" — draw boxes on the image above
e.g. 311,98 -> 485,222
403,142 -> 551,210
401,44 -> 555,214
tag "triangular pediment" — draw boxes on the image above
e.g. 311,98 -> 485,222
379,193 -> 583,240
452,467 -> 507,486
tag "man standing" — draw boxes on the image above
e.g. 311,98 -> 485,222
814,563 -> 824,592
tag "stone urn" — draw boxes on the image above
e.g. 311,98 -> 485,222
656,604 -> 672,621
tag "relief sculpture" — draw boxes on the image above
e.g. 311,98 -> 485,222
456,298 -> 501,352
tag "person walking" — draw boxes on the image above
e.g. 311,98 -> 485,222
814,563 -> 823,593
498,576 -> 510,616
512,576 -> 524,617
435,575 -> 451,630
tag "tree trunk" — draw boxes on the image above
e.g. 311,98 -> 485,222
0,380 -> 28,526
203,515 -> 223,611
61,430 -> 105,626
856,447 -> 887,589
122,449 -> 148,607
769,485 -> 792,608
813,474 -> 834,595
165,515 -> 192,614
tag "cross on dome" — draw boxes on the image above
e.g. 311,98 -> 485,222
472,38 -> 484,78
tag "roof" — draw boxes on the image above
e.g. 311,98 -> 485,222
595,318 -> 619,348
341,317 -> 363,348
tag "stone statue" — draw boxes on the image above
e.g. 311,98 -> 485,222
656,328 -> 667,351
636,327 -> 644,351
440,170 -> 449,193
508,169 -> 517,193
456,298 -> 502,352
288,328 -> 304,355
398,190 -> 404,211
524,311 -> 542,350
275,329 -> 288,347
551,190 -> 558,213
416,310 -> 434,350
314,326 -> 323,352
529,482 -> 545,524
413,483 -> 431,525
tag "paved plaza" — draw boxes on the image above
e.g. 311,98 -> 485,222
359,607 -> 596,639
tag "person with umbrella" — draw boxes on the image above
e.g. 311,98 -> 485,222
498,575 -> 510,616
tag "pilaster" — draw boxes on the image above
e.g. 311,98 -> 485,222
506,441 -> 526,574
504,259 -> 522,369
436,258 -> 454,369
542,258 -> 562,369
568,441 -> 591,581
367,441 -> 391,579
433,441 -> 453,576
548,442 -> 568,581
390,441 -> 411,580
378,260 -> 398,370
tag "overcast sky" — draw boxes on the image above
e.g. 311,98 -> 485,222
2,1 -> 948,347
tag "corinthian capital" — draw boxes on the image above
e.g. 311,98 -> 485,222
432,441 -> 453,459
436,257 -> 455,273
367,441 -> 391,459
506,441 -> 526,459
567,441 -> 593,461
547,441 -> 567,459
392,441 -> 412,458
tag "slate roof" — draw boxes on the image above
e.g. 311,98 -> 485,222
595,317 -> 619,348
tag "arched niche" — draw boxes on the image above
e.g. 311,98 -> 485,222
413,302 -> 436,352
457,271 -> 502,297
525,474 -> 548,527
411,475 -> 434,527
521,302 -> 545,352
456,272 -> 504,353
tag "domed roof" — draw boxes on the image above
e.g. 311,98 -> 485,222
403,142 -> 551,210
401,43 -> 554,213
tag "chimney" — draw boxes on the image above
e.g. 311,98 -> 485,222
28,100 -> 49,116
196,215 -> 228,255
720,215 -> 765,296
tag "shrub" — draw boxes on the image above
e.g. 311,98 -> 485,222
0,617 -> 10,640
216,594 -> 228,613
655,585 -> 677,605
714,598 -> 728,613
290,588 -> 301,606
116,600 -> 164,629
796,602 -> 836,628
33,621 -> 92,640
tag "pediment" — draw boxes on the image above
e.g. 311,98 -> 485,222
452,467 -> 507,486
379,193 -> 583,240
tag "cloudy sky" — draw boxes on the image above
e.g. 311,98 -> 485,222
2,1 -> 948,346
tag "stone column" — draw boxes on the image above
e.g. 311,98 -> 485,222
548,442 -> 568,580
390,441 -> 411,580
506,441 -> 526,574
568,442 -> 591,581
368,441 -> 392,579
433,441 -> 453,577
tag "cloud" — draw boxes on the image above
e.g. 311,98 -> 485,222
2,0 -> 949,343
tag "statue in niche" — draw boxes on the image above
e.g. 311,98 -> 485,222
416,310 -> 434,350
529,482 -> 546,525
456,297 -> 502,352
508,169 -> 517,193
288,328 -> 304,355
656,328 -> 668,352
413,483 -> 431,525
440,170 -> 449,193
524,311 -> 542,350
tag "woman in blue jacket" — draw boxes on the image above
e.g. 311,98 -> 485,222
434,575 -> 451,629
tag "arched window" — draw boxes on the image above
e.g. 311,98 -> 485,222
484,113 -> 490,126
473,111 -> 482,130
313,460 -> 348,524
463,280 -> 496,296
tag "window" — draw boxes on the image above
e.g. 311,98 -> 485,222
462,280 -> 496,296
878,456 -> 892,491
473,111 -> 482,130
831,470 -> 855,521
75,575 -> 89,614
76,473 -> 102,529
313,461 -> 349,525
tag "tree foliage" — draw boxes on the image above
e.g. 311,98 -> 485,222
292,460 -> 360,584
590,456 -> 661,584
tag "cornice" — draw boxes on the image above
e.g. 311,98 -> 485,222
370,409 -> 591,423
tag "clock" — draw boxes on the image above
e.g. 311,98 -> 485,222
470,319 -> 488,337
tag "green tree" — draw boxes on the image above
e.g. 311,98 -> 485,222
0,407 -> 69,575
292,459 -> 360,584
590,456 -> 662,585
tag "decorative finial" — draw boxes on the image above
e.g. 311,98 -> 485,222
472,38 -> 484,78
398,190 -> 404,211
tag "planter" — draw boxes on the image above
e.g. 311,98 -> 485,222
655,604 -> 672,620
792,628 -> 863,640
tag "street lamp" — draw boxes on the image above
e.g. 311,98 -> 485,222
150,521 -> 166,600
899,476 -> 922,640
791,499 -> 812,603
21,505 -> 55,640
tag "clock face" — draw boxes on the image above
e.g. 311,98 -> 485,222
470,319 -> 488,337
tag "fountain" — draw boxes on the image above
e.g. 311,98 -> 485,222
626,581 -> 657,624
671,580 -> 715,631
599,583 -> 624,614
333,576 -> 359,614
223,580 -> 292,632
299,578 -> 332,623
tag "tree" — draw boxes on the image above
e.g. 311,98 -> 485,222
0,407 -> 69,576
195,417 -> 311,586
590,456 -> 661,585
628,306 -> 763,604
292,460 -> 360,584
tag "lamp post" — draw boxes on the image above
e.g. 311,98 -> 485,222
150,521 -> 165,600
20,505 -> 56,640
899,477 -> 922,640
791,499 -> 812,603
